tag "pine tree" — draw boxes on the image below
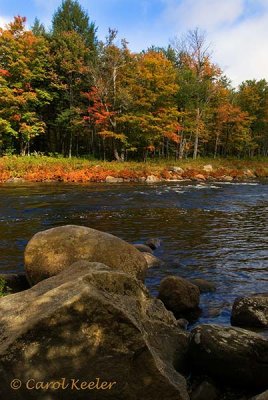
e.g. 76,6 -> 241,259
52,0 -> 97,50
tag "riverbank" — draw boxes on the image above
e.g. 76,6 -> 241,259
1,156 -> 268,183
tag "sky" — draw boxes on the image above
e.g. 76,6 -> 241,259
0,0 -> 268,87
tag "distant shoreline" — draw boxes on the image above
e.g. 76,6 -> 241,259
0,156 -> 268,184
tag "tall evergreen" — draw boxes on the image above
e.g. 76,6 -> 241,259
31,18 -> 46,36
52,0 -> 97,50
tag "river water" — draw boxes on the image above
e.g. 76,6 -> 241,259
0,181 -> 267,331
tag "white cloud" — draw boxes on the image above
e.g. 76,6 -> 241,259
212,12 -> 268,86
161,0 -> 268,86
0,16 -> 12,28
163,0 -> 244,30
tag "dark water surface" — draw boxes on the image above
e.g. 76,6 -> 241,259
0,181 -> 267,330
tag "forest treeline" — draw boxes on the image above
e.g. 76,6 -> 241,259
0,0 -> 268,161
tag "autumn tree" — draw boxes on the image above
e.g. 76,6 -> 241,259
172,29 -> 222,159
120,50 -> 180,160
0,16 -> 52,155
83,29 -> 133,160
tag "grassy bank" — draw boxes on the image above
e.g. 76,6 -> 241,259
0,155 -> 268,183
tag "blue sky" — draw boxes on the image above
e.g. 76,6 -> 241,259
1,0 -> 268,86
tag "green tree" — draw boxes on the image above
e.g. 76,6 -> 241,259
52,0 -> 97,50
172,29 -> 222,159
31,18 -> 46,36
49,30 -> 91,157
236,79 -> 268,156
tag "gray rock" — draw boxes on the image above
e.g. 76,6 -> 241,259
138,176 -> 146,182
190,381 -> 218,400
203,165 -> 213,173
105,176 -> 124,183
145,238 -> 161,250
244,169 -> 256,178
24,225 -> 147,285
222,175 -> 233,182
0,261 -> 190,400
158,276 -> 200,318
190,279 -> 216,293
189,324 -> 268,389
231,294 -> 268,328
146,175 -> 161,183
5,177 -> 26,183
168,166 -> 184,174
133,243 -> 153,254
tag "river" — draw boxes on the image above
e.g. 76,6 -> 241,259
0,181 -> 267,331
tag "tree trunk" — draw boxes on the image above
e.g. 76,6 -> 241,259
193,107 -> 200,159
68,131 -> 73,158
214,132 -> 219,158
179,134 -> 186,159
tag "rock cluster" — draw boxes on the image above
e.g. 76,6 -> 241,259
0,260 -> 189,400
0,225 -> 267,400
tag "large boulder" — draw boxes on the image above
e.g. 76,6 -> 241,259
231,294 -> 268,328
158,276 -> 200,319
0,261 -> 189,400
24,225 -> 147,285
189,324 -> 268,390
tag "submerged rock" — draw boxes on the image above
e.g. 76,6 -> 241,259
189,324 -> 268,390
0,261 -> 190,400
145,238 -> 161,250
190,279 -> 216,293
231,293 -> 268,328
158,276 -> 200,318
24,225 -> 147,285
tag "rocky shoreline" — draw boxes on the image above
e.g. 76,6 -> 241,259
0,225 -> 267,400
2,163 -> 267,184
